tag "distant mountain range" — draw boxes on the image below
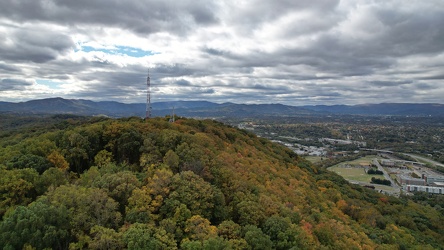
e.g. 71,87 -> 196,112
1,97 -> 443,117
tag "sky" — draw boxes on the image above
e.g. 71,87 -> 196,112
0,0 -> 444,105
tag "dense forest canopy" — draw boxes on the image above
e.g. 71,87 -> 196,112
0,114 -> 443,249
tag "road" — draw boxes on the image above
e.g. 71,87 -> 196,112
363,149 -> 444,169
372,158 -> 400,188
403,153 -> 444,168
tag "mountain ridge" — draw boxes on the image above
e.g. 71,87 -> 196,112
1,97 -> 443,117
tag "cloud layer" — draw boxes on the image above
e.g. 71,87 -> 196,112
1,0 -> 443,105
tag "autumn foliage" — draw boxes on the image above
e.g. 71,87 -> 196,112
0,115 -> 443,249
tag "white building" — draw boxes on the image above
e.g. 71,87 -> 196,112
425,176 -> 444,185
405,185 -> 444,194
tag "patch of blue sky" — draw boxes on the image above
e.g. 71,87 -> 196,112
36,79 -> 63,89
78,45 -> 158,57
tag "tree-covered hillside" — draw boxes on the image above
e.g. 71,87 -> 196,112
0,115 -> 443,249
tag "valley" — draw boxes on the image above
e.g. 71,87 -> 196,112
226,115 -> 444,197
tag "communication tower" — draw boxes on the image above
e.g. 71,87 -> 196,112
146,69 -> 152,119
169,106 -> 175,123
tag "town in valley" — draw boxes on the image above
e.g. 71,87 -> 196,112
232,115 -> 444,197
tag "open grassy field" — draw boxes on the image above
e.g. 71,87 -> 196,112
328,155 -> 385,183
328,165 -> 373,182
343,155 -> 380,166
304,156 -> 323,163
328,156 -> 401,195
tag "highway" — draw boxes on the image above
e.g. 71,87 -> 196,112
403,153 -> 444,168
362,148 -> 444,168
372,158 -> 400,188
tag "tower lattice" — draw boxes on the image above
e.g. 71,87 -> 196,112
146,69 -> 152,119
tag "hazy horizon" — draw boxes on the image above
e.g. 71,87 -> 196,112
2,96 -> 444,107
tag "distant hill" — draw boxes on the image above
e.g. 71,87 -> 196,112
1,97 -> 443,117
0,98 -> 314,117
0,98 -> 142,117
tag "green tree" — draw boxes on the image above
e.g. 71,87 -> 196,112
23,138 -> 57,157
123,223 -> 177,250
116,130 -> 143,164
262,215 -> 300,249
175,141 -> 213,178
168,171 -> 217,220
218,220 -> 242,240
94,150 -> 113,168
60,132 -> 91,173
242,225 -> 273,250
236,200 -> 266,226
7,154 -> 53,174
263,216 -> 290,239
89,225 -> 124,250
212,187 -> 229,224
181,240 -> 203,250
0,200 -> 71,250
202,237 -> 233,250
164,149 -> 180,172
181,237 -> 232,250
125,168 -> 174,223
217,221 -> 249,250
78,166 -> 101,187
125,186 -> 154,223
91,171 -> 141,212
140,137 -> 163,170
44,185 -> 121,238
183,215 -> 217,242
35,167 -> 68,195
147,168 -> 174,199
159,129 -> 183,154
159,202 -> 193,242
0,168 -> 38,216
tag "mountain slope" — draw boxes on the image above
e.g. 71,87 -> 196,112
2,98 -> 444,117
0,97 -> 142,116
0,116 -> 442,249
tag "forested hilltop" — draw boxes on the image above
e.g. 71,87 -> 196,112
0,115 -> 443,249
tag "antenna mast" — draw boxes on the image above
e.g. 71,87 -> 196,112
146,69 -> 152,119
169,106 -> 175,123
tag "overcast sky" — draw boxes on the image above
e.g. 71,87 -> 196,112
1,0 -> 443,105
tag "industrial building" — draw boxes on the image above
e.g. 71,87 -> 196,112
425,176 -> 444,185
405,185 -> 444,194
397,175 -> 425,186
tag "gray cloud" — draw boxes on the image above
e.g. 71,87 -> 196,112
420,74 -> 444,80
0,0 -> 219,35
0,79 -> 33,91
369,81 -> 413,87
0,0 -> 443,105
0,25 -> 74,63
0,63 -> 21,73
175,79 -> 192,86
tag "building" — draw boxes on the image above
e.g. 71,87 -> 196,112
405,185 -> 444,194
425,176 -> 444,185
380,159 -> 418,169
431,182 -> 444,187
319,138 -> 366,147
380,159 -> 396,167
397,174 -> 425,186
